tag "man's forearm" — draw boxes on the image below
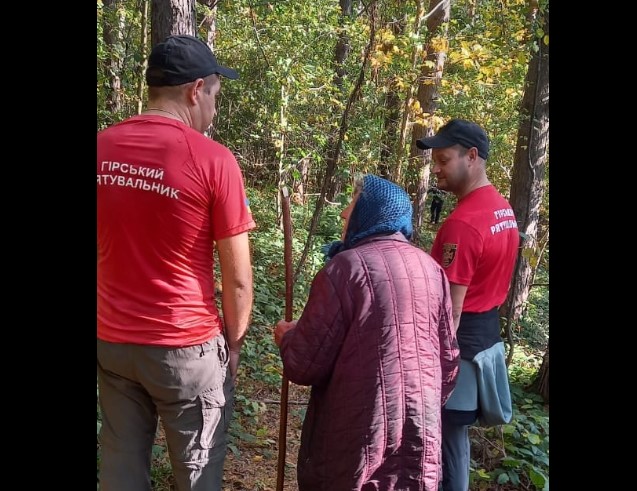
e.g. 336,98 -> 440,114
449,282 -> 469,333
216,231 -> 254,354
452,308 -> 462,332
221,284 -> 253,352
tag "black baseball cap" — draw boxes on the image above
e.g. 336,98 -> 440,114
146,35 -> 238,87
416,119 -> 489,160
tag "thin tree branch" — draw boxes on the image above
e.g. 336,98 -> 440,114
248,1 -> 271,70
262,399 -> 308,405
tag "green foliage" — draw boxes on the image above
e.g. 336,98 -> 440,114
439,0 -> 533,192
517,284 -> 549,350
247,188 -> 333,329
97,0 -> 147,130
96,0 -> 542,196
470,348 -> 549,490
238,324 -> 282,388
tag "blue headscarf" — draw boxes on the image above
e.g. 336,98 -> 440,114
323,174 -> 413,260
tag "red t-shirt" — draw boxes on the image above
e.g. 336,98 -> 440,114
97,115 -> 256,346
431,185 -> 519,313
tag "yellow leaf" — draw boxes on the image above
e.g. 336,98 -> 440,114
448,52 -> 461,62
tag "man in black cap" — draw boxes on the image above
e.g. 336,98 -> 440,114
97,35 -> 256,490
417,119 -> 520,491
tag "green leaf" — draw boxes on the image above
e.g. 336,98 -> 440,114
501,457 -> 522,468
527,433 -> 541,444
151,444 -> 165,458
529,468 -> 548,488
502,424 -> 516,434
227,443 -> 240,456
497,473 -> 510,484
476,469 -> 490,479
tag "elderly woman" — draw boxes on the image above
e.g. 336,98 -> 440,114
274,174 -> 460,491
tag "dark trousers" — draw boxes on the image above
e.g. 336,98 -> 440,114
430,200 -> 443,223
439,412 -> 473,491
440,308 -> 500,491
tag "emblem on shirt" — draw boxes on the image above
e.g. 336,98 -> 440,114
441,243 -> 457,268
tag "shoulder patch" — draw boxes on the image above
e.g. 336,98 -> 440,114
441,243 -> 457,268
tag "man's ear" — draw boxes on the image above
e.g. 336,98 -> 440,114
468,146 -> 479,163
187,79 -> 205,105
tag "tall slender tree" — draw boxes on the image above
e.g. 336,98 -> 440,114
378,13 -> 407,180
136,0 -> 150,114
198,0 -> 218,49
294,1 -> 378,281
500,4 -> 549,366
325,0 -> 354,200
102,0 -> 124,118
405,0 -> 450,240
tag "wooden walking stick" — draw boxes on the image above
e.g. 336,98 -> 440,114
276,186 -> 294,491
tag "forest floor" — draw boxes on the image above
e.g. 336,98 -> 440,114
148,377 -> 522,491
222,381 -> 310,491
150,380 -> 310,491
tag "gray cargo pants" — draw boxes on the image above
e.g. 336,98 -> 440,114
97,335 -> 233,491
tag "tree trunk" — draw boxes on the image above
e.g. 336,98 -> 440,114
403,0 -> 450,242
199,0 -> 218,50
137,0 -> 149,114
333,0 -> 352,90
325,0 -> 353,201
102,0 -> 123,117
378,16 -> 406,180
499,7 -> 549,359
378,87 -> 401,181
395,0 -> 424,182
530,339 -> 549,404
151,0 -> 196,47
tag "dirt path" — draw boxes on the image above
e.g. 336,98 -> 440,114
222,383 -> 310,491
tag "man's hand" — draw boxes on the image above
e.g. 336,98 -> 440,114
229,349 -> 241,383
274,320 -> 297,347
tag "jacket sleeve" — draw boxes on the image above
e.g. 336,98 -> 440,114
438,267 -> 460,405
279,266 -> 345,387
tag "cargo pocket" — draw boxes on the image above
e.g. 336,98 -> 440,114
198,386 -> 226,449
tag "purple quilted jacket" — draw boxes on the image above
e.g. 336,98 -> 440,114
279,232 -> 460,491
